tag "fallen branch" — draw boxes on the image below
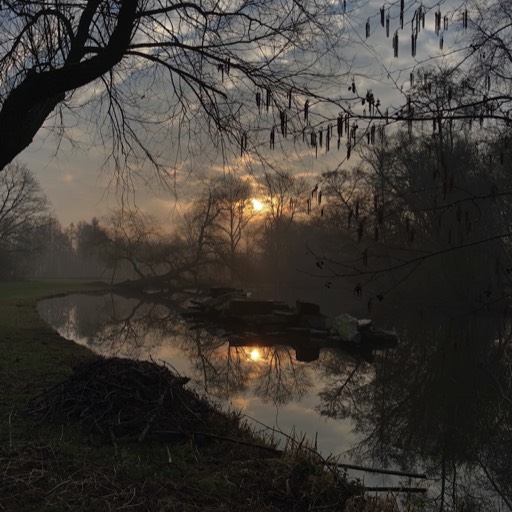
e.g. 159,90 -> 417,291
328,462 -> 427,479
27,357 -> 212,443
364,486 -> 427,493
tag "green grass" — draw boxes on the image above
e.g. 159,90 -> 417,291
0,280 -> 102,412
0,280 -> 358,511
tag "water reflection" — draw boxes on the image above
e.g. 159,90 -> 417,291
37,293 -> 512,510
37,292 -> 362,457
318,311 -> 512,510
180,321 -> 318,404
42,293 -> 182,360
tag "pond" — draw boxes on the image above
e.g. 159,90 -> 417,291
37,291 -> 512,510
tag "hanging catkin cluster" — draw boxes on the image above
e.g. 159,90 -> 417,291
248,1 -> 474,163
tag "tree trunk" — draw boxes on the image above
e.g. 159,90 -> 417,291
0,0 -> 138,170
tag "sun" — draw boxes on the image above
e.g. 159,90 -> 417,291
251,198 -> 264,212
250,348 -> 261,361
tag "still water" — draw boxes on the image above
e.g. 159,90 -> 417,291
37,291 -> 512,509
36,293 -> 361,455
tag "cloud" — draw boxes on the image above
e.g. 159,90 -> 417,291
11,0 -> 475,227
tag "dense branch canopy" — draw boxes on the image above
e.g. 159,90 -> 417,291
1,0 -> 511,203
0,161 -> 49,246
0,0 -> 350,175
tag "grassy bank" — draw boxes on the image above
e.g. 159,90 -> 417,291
0,280 -> 103,411
0,280 -> 360,511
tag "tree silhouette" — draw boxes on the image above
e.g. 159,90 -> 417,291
0,162 -> 50,278
0,0 -> 351,177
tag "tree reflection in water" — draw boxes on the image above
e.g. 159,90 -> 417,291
317,310 -> 512,510
38,293 -> 321,405
84,294 -> 183,359
178,327 -> 313,404
38,293 -> 512,510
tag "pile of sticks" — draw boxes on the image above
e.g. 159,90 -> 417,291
28,357 -> 210,443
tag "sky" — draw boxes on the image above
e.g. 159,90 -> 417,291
23,138 -> 179,226
13,0 -> 468,228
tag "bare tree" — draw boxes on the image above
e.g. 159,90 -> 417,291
302,55 -> 512,305
258,169 -> 309,282
208,173 -> 255,279
171,177 -> 255,284
102,205 -> 232,288
0,162 -> 49,241
180,188 -> 223,275
464,0 -> 512,107
3,0 -> 510,179
293,0 -> 512,173
0,162 -> 50,278
101,209 -> 163,281
0,0 -> 350,178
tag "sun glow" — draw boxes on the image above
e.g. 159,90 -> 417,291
251,198 -> 264,212
250,348 -> 261,361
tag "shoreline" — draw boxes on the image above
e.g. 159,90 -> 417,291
0,280 -> 364,511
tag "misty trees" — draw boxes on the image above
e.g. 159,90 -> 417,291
100,172 -> 312,289
0,162 -> 49,241
180,191 -> 220,279
96,180 -> 258,288
0,0 -> 349,176
258,170 -> 309,282
209,174 -> 256,279
193,171 -> 313,284
315,128 -> 512,305
100,209 -> 194,287
82,174 -> 257,289
303,56 -> 512,305
181,175 -> 258,283
0,162 -> 50,278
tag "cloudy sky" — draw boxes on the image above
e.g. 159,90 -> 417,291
16,0 -> 466,227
